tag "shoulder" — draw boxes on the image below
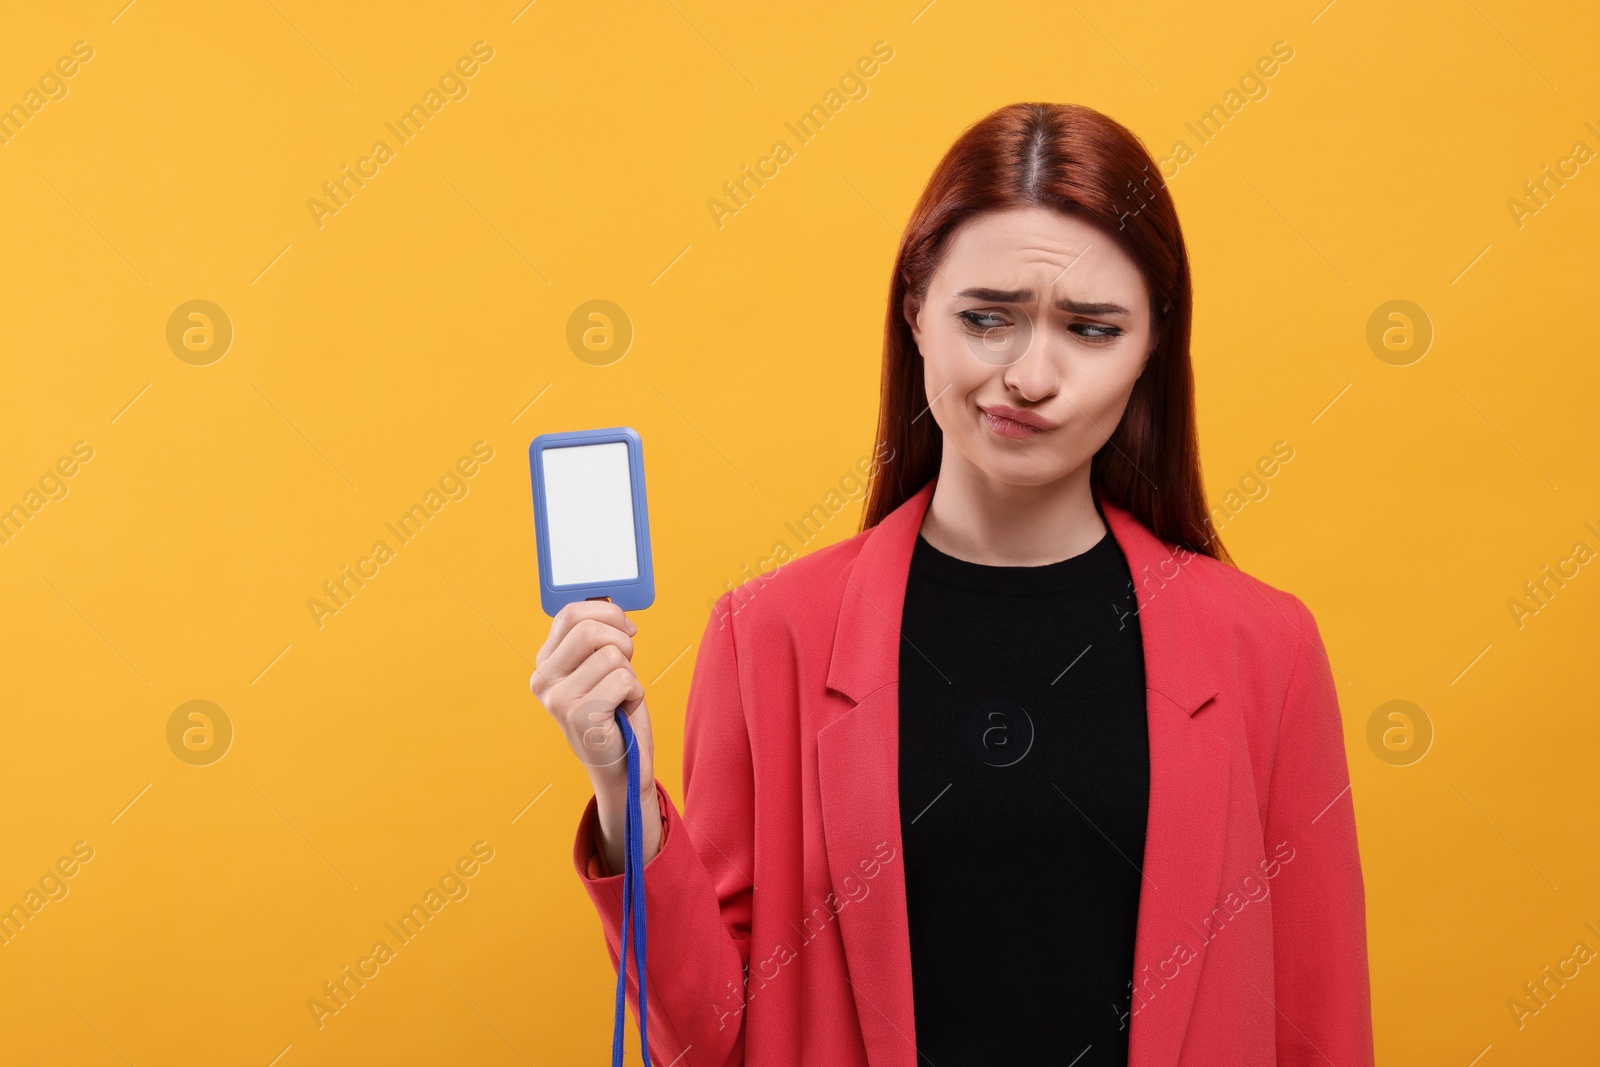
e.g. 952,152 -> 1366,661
1179,548 -> 1309,625
1154,542 -> 1321,684
1149,548 -> 1338,793
708,523 -> 878,648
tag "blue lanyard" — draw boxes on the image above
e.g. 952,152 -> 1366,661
612,707 -> 651,1067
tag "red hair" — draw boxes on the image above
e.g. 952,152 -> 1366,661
859,102 -> 1229,564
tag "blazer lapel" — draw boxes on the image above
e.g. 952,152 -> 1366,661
1097,487 -> 1230,1067
817,478 -> 931,1067
817,474 -> 1228,1067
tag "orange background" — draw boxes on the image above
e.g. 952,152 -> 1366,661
1,1 -> 1597,1063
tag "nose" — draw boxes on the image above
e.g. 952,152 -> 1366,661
1000,327 -> 1058,402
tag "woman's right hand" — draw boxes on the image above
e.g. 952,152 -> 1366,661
531,599 -> 662,870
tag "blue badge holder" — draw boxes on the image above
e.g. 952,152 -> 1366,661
529,426 -> 656,615
528,426 -> 655,1066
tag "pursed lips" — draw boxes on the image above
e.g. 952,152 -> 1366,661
980,404 -> 1057,436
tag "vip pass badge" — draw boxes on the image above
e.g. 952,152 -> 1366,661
528,426 -> 656,1065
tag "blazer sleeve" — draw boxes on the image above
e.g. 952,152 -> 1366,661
1263,594 -> 1375,1067
571,591 -> 755,1067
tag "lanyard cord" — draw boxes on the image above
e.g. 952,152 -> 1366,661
611,706 -> 652,1067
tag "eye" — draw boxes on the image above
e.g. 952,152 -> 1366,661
1070,321 -> 1123,343
958,310 -> 1011,331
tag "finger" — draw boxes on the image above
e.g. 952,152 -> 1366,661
538,617 -> 635,684
574,698 -> 626,769
556,642 -> 635,701
538,600 -> 636,664
531,637 -> 623,698
617,681 -> 646,718
588,666 -> 646,722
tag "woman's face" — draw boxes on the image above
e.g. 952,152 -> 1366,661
903,204 -> 1159,488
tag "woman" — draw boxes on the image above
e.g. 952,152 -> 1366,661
535,102 -> 1374,1067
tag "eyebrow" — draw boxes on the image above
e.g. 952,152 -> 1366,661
955,287 -> 1130,316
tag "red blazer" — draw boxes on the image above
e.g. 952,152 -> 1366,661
572,474 -> 1374,1067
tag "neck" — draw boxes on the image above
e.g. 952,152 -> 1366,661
918,447 -> 1106,566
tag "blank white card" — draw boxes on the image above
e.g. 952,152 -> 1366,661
540,441 -> 640,587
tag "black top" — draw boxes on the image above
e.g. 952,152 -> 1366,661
897,520 -> 1150,1065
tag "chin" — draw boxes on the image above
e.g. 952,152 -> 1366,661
965,444 -> 1072,487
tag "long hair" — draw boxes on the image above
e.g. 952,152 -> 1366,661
858,102 -> 1229,564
